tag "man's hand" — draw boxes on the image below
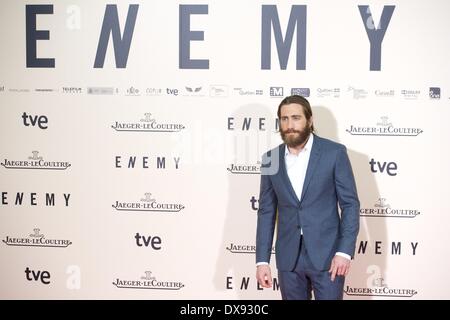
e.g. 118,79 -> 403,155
328,255 -> 351,281
256,265 -> 273,288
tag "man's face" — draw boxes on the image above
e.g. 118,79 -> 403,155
279,103 -> 312,148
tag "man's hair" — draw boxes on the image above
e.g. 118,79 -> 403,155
277,95 -> 314,131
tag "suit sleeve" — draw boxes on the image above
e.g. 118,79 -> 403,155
255,153 -> 278,264
334,145 -> 360,257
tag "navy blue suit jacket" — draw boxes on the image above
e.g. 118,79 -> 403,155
256,134 -> 360,271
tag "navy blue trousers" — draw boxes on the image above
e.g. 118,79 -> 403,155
278,236 -> 345,300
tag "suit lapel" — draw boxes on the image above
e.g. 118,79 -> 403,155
300,135 -> 322,203
279,144 -> 301,204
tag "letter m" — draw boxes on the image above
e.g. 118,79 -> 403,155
261,5 -> 306,70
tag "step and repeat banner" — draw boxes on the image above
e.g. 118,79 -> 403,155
1,0 -> 450,299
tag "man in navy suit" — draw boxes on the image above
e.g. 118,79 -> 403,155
255,95 -> 360,300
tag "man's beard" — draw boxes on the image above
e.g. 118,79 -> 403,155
280,125 -> 312,148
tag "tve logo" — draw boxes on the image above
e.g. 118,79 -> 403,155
22,112 -> 48,129
134,233 -> 162,250
369,159 -> 397,176
25,267 -> 51,284
166,88 -> 179,96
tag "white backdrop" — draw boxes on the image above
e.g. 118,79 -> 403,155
1,0 -> 450,299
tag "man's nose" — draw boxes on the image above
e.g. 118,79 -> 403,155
287,119 -> 294,129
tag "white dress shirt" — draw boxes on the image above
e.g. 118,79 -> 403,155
257,134 -> 350,266
285,133 -> 314,209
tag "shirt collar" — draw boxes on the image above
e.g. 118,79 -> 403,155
285,133 -> 314,156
